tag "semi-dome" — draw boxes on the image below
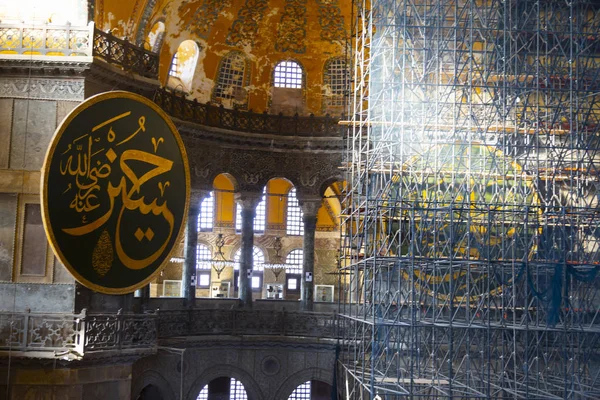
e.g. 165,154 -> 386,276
96,0 -> 352,116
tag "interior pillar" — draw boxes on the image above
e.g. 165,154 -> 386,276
235,191 -> 262,308
182,190 -> 209,307
299,197 -> 321,311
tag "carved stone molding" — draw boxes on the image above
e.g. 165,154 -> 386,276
177,120 -> 344,153
0,57 -> 91,77
184,136 -> 342,196
235,191 -> 264,210
83,59 -> 159,98
0,77 -> 85,101
299,197 -> 323,217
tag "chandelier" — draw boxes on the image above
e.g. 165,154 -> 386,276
263,237 -> 286,281
211,233 -> 234,279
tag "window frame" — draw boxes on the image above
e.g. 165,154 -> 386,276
233,246 -> 265,292
273,60 -> 304,89
323,57 -> 349,108
212,51 -> 251,108
286,187 -> 304,236
235,188 -> 266,234
285,249 -> 303,293
198,191 -> 214,232
168,52 -> 180,77
196,243 -> 212,289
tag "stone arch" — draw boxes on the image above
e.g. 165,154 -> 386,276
185,364 -> 263,400
318,175 -> 344,198
271,367 -> 334,400
132,370 -> 177,400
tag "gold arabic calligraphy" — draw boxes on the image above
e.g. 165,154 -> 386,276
58,111 -> 174,272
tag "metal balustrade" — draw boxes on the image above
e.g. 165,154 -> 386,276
0,22 -> 343,137
93,28 -> 158,78
153,88 -> 343,137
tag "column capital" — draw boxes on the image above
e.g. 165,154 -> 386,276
235,191 -> 263,210
190,189 -> 211,209
299,196 -> 322,217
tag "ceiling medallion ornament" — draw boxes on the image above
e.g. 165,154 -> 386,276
41,91 -> 190,294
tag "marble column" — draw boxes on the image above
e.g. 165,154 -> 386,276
235,191 -> 262,308
299,197 -> 322,311
182,190 -> 209,306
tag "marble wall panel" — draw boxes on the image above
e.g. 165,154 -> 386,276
0,193 -> 17,282
20,204 -> 47,276
0,99 -> 13,168
10,99 -> 57,171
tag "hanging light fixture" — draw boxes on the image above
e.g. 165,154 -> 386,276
211,233 -> 234,279
263,236 -> 286,281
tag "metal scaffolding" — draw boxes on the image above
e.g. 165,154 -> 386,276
339,0 -> 600,398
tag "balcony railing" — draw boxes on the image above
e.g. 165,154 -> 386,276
0,22 -> 93,56
0,22 -> 158,78
0,23 -> 343,136
0,309 -> 337,359
93,28 -> 158,78
0,309 -> 157,359
153,89 -> 343,137
157,309 -> 338,339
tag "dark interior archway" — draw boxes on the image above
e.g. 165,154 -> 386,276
137,384 -> 164,400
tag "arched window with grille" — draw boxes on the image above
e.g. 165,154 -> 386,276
286,188 -> 303,235
285,249 -> 303,292
271,60 -> 305,114
233,246 -> 265,291
236,187 -> 266,234
167,40 -> 200,93
212,51 -> 250,109
196,243 -> 212,288
323,57 -> 349,110
274,60 -> 303,88
198,191 -> 214,232
144,20 -> 165,53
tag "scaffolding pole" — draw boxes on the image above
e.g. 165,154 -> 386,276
339,0 -> 600,398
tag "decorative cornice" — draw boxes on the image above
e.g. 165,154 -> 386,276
0,56 -> 92,77
177,119 -> 344,153
159,337 -> 337,352
0,77 -> 85,101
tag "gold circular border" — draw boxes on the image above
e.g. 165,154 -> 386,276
40,91 -> 190,295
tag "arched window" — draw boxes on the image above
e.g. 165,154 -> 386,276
234,246 -> 265,291
288,381 -> 332,399
196,243 -> 212,288
196,377 -> 248,399
274,60 -> 303,88
236,188 -> 266,234
288,381 -> 310,399
285,249 -> 303,292
168,53 -> 180,77
213,52 -> 249,108
167,40 -> 200,93
144,20 -> 165,53
198,191 -> 214,232
323,58 -> 348,108
286,188 -> 304,236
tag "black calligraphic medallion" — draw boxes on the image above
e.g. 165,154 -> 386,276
41,91 -> 190,294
